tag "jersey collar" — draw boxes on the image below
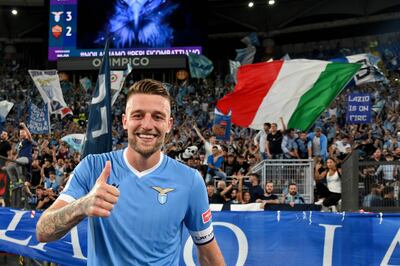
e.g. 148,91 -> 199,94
123,148 -> 164,178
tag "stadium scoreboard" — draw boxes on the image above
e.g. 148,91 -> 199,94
48,0 -> 203,62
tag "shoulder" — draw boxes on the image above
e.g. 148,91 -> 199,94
78,150 -> 124,172
164,155 -> 202,184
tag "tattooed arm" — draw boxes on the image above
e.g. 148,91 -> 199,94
36,161 -> 120,242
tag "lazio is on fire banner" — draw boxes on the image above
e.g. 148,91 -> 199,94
0,208 -> 399,266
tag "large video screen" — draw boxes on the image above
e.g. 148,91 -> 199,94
48,0 -> 205,61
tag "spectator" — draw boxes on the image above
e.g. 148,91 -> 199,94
44,171 -> 59,192
315,158 -> 342,210
308,127 -> 328,161
283,183 -> 305,207
245,173 -> 263,203
206,145 -> 227,182
266,122 -> 284,159
206,182 -> 224,204
382,186 -> 396,207
223,153 -> 236,176
233,155 -> 249,175
220,177 -> 239,203
281,128 -> 298,159
375,153 -> 397,184
257,181 -> 279,208
363,183 -> 383,207
4,122 -> 32,185
294,131 -> 309,159
254,122 -> 270,160
0,130 -> 11,167
193,125 -> 217,165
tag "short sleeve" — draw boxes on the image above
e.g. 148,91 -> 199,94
58,155 -> 94,203
184,170 -> 214,246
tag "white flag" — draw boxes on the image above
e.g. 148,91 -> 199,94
0,100 -> 14,122
28,70 -> 73,118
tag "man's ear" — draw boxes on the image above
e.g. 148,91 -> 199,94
122,113 -> 127,130
166,117 -> 173,134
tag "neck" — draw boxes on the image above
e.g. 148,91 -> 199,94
125,148 -> 161,172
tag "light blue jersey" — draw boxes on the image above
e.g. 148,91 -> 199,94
59,148 -> 214,266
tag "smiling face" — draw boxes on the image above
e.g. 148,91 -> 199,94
123,93 -> 172,158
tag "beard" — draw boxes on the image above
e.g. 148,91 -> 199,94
128,130 -> 165,158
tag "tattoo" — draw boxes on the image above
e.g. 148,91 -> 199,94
36,199 -> 87,242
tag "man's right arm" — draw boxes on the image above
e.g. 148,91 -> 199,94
36,161 -> 119,242
36,198 -> 86,242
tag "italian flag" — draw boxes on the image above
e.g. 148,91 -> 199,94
217,59 -> 361,130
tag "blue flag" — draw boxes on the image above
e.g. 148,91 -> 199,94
27,102 -> 50,134
81,39 -> 112,158
187,53 -> 214,78
213,108 -> 231,141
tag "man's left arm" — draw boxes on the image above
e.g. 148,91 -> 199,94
197,239 -> 225,266
184,170 -> 225,265
20,123 -> 32,142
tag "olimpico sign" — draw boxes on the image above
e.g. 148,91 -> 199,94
57,55 -> 187,71
91,57 -> 150,68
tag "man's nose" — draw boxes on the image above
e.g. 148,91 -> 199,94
141,113 -> 154,129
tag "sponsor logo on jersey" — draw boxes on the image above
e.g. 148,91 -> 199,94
202,209 -> 212,224
151,186 -> 174,205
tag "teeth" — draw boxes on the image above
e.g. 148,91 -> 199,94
137,134 -> 156,138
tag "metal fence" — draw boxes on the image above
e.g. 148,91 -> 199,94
359,160 -> 400,209
252,159 -> 315,203
341,152 -> 400,212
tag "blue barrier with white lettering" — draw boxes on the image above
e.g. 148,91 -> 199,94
0,208 -> 399,266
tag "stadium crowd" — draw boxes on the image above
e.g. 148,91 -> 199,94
1,42 -> 400,212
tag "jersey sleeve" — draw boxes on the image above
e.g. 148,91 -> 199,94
58,155 -> 95,203
184,170 -> 214,246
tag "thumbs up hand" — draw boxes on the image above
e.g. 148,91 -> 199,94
81,161 -> 120,217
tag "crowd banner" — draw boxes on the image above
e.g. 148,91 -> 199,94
81,38 -> 113,158
0,208 -> 399,266
61,134 -> 85,152
331,53 -> 385,86
346,93 -> 372,124
27,102 -> 50,134
28,70 -> 73,118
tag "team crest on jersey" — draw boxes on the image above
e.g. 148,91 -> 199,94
151,186 -> 174,205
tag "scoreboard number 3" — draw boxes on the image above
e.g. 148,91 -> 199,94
66,11 -> 72,21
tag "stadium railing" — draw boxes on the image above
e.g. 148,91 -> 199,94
252,159 -> 315,203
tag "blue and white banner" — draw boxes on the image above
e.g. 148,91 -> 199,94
346,93 -> 372,124
79,77 -> 92,92
27,102 -> 50,134
61,134 -> 85,153
235,45 -> 256,66
188,53 -> 214,79
81,39 -> 113,158
0,208 -> 400,266
331,53 -> 385,86
213,108 -> 231,141
28,69 -> 73,118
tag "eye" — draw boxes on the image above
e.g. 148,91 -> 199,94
131,113 -> 142,119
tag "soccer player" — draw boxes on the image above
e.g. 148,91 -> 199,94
36,79 -> 225,266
